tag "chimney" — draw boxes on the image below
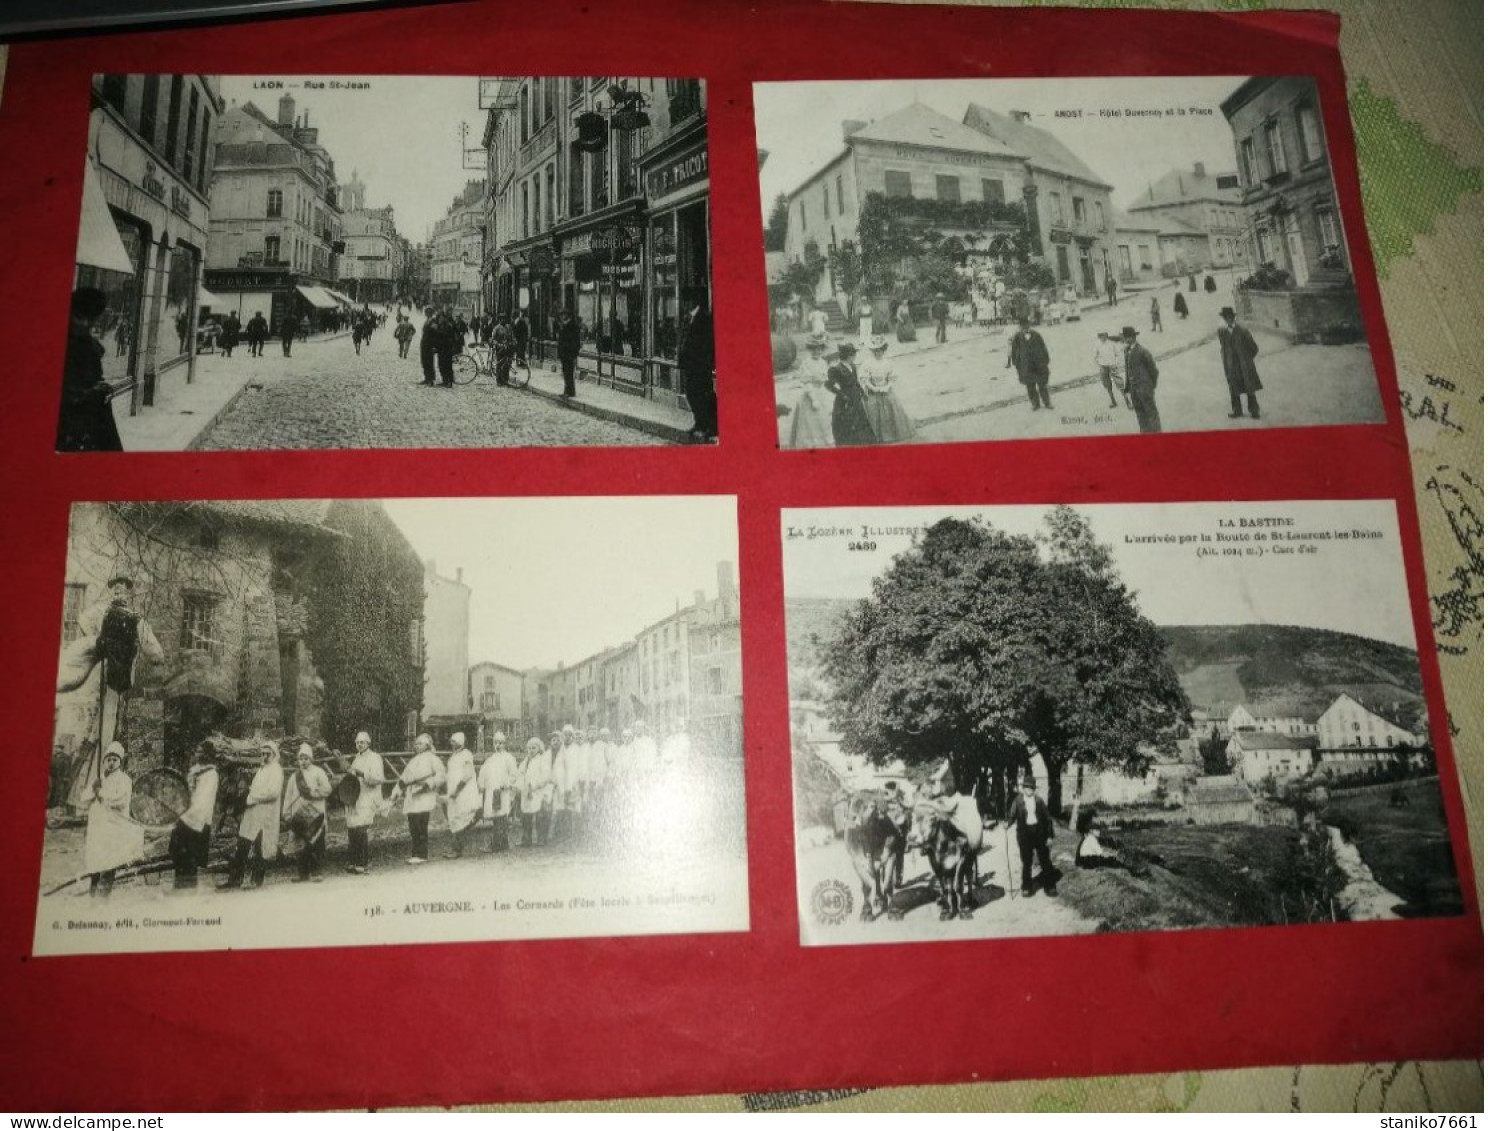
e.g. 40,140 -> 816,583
456,567 -> 464,584
1193,161 -> 1206,177
717,560 -> 737,618
841,119 -> 867,141
1010,110 -> 1031,124
278,94 -> 295,127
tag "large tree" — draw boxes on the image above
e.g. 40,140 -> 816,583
818,509 -> 1190,817
763,194 -> 790,253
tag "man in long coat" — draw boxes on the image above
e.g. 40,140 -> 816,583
677,288 -> 717,441
1006,319 -> 1052,411
1218,306 -> 1263,419
1121,326 -> 1162,434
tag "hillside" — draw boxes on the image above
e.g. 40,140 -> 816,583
786,602 -> 1424,724
1161,624 -> 1423,720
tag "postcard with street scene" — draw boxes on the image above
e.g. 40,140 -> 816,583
757,76 -> 1385,448
36,496 -> 746,955
784,500 -> 1461,945
62,74 -> 717,452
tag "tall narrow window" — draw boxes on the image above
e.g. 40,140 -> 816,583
183,86 -> 199,181
164,76 -> 183,164
1240,137 -> 1258,186
1264,121 -> 1287,176
267,189 -> 283,218
180,593 -> 220,654
835,174 -> 844,214
1296,103 -> 1323,163
100,74 -> 129,114
139,75 -> 160,148
981,179 -> 1004,206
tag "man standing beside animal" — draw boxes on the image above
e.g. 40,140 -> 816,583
1007,777 -> 1058,897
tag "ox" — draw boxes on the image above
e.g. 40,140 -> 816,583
843,790 -> 910,920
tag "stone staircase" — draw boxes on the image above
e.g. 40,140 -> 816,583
816,298 -> 851,333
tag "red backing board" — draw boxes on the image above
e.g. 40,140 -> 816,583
0,0 -> 1479,1110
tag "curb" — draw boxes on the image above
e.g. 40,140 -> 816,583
518,376 -> 695,445
184,377 -> 259,451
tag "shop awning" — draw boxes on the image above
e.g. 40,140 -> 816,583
324,288 -> 356,306
75,159 -> 135,276
295,285 -> 339,309
197,287 -> 225,307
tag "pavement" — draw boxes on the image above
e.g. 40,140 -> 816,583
776,283 -> 1385,446
117,316 -> 691,451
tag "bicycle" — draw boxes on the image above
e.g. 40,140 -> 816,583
451,343 -> 531,389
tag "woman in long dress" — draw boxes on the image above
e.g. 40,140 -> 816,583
824,340 -> 878,447
860,335 -> 916,444
786,333 -> 833,448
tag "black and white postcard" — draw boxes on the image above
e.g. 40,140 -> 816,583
757,77 -> 1384,448
64,74 -> 715,452
784,500 -> 1459,945
37,496 -> 746,954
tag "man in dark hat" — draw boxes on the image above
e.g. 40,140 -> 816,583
1218,306 -> 1263,420
931,292 -> 950,343
1121,326 -> 1161,434
58,287 -> 123,452
1006,777 -> 1057,897
677,286 -> 717,441
1006,318 -> 1052,411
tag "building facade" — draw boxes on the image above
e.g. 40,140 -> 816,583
480,77 -> 711,407
1110,210 -> 1164,286
421,562 -> 471,723
1123,162 -> 1249,276
54,501 -> 424,774
1314,692 -> 1423,751
204,95 -> 345,335
780,102 -> 1118,309
1227,731 -> 1318,783
468,660 -> 526,750
430,178 -> 485,315
516,561 -> 740,750
76,74 -> 220,417
1222,77 -> 1348,288
337,171 -> 405,305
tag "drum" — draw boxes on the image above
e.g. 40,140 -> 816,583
129,768 -> 191,831
333,773 -> 361,809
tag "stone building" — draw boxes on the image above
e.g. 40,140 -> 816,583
480,76 -> 711,407
515,560 -> 740,749
75,74 -> 220,418
1123,162 -> 1249,277
1221,76 -> 1359,340
53,501 -> 425,774
430,178 -> 485,316
779,101 -> 1117,313
467,660 -> 526,750
204,94 -> 345,335
337,170 -> 406,305
421,562 -> 471,734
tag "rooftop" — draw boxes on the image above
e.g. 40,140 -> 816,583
1126,165 -> 1243,211
963,103 -> 1112,189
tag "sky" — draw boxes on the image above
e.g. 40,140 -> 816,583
382,497 -> 739,671
782,500 -> 1420,651
218,76 -> 489,243
755,76 -> 1260,225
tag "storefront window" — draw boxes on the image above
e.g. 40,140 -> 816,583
158,243 -> 199,364
650,213 -> 678,361
78,218 -> 147,388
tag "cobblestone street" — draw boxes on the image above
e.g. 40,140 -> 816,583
776,284 -> 1386,447
195,323 -> 670,450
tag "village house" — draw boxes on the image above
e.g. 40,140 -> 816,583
1123,162 -> 1249,277
1226,731 -> 1319,784
467,660 -> 526,750
54,501 -> 425,777
778,100 -> 1118,318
